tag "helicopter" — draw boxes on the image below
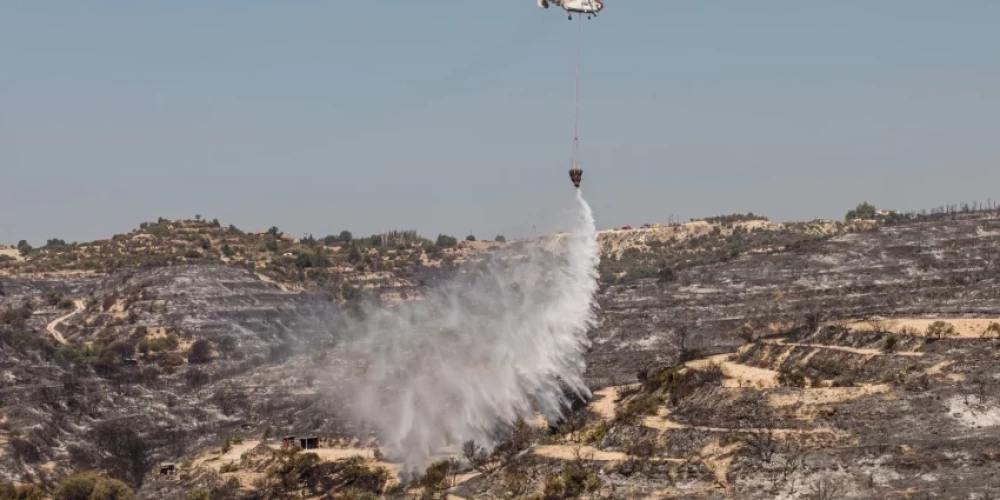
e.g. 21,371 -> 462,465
538,0 -> 604,20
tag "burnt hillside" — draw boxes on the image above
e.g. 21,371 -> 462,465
1,210 -> 1000,498
589,213 -> 1000,386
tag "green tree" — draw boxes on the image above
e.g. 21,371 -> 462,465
53,472 -> 96,500
465,235 -> 476,242
845,201 -> 876,221
53,472 -> 132,500
0,482 -> 44,500
90,478 -> 134,500
342,283 -> 360,301
495,235 -> 506,243
16,240 -> 32,256
186,489 -> 210,500
339,230 -> 353,243
348,244 -> 364,263
436,234 -> 458,248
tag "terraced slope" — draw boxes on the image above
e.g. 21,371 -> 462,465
588,214 -> 1000,386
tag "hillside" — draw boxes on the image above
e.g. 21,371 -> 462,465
2,213 -> 852,292
3,206 -> 1000,498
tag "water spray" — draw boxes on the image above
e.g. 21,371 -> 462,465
340,191 -> 600,476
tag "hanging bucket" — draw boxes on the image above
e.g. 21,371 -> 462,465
569,168 -> 583,188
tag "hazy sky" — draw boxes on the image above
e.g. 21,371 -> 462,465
3,1 -> 999,245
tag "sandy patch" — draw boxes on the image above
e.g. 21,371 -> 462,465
193,440 -> 261,472
719,363 -> 780,389
684,353 -> 730,371
769,384 -> 892,408
767,339 -> 923,357
222,470 -> 265,489
453,471 -> 480,486
844,318 -> 1000,339
0,247 -> 23,262
533,444 -> 627,461
685,352 -> 779,389
590,385 -> 636,421
532,444 -> 686,464
644,408 -> 841,437
304,447 -> 377,462
642,413 -> 688,432
925,361 -> 954,376
194,440 -> 409,491
699,441 -> 741,486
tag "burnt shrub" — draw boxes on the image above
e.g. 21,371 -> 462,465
1,305 -> 33,328
267,448 -> 323,492
616,393 -> 663,425
46,290 -> 64,306
187,339 -> 212,364
320,456 -> 390,495
90,422 -> 155,489
542,460 -> 600,499
419,459 -> 457,492
831,375 -> 856,387
157,353 -> 185,368
926,321 -> 957,340
778,367 -> 808,388
268,342 -> 293,363
185,368 -> 210,388
462,440 -> 491,473
883,334 -> 899,353
9,437 -> 42,464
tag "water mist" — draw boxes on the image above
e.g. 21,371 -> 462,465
340,191 -> 600,476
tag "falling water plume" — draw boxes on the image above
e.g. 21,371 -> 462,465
340,191 -> 600,477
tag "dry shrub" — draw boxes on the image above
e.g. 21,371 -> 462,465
926,321 -> 957,340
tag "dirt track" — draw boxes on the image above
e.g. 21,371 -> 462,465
44,299 -> 83,344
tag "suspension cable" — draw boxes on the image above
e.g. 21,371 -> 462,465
571,14 -> 583,167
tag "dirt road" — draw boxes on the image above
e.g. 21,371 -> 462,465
45,299 -> 83,344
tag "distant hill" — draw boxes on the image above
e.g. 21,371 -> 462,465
2,213 -> 862,294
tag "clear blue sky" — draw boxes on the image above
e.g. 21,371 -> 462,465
3,1 -> 999,245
